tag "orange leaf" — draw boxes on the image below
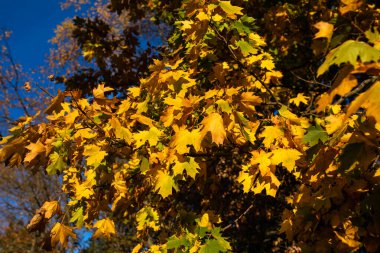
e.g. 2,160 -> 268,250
200,112 -> 227,145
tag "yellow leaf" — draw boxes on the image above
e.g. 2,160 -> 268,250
201,112 -> 226,145
365,29 -> 380,50
330,104 -> 342,114
251,150 -> 271,176
270,148 -> 302,172
212,14 -> 223,22
289,93 -> 309,107
41,201 -> 60,220
325,114 -> 344,134
190,240 -> 201,253
237,164 -> 256,193
130,114 -> 155,127
50,222 -> 76,247
196,11 -> 209,21
345,81 -> 380,123
132,244 -> 143,253
199,213 -> 210,228
24,141 -> 46,163
92,218 -> 116,239
155,171 -> 178,198
260,59 -> 275,70
74,169 -> 96,200
65,110 -> 79,125
314,22 -> 334,42
109,117 -> 132,144
171,126 -> 201,154
316,74 -> 358,112
93,84 -> 114,99
74,127 -> 97,139
136,206 -> 160,231
339,0 -> 364,14
83,144 -> 107,167
128,87 -> 141,98
117,99 -> 131,114
172,157 -> 200,179
219,1 -> 243,19
133,127 -> 162,148
259,126 -> 285,148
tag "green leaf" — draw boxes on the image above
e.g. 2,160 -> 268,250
232,16 -> 255,34
140,157 -> 150,175
317,40 -> 380,76
46,152 -> 66,175
69,207 -> 84,227
211,227 -> 232,251
166,235 -> 190,249
199,239 -> 229,253
303,125 -> 329,147
235,40 -> 257,57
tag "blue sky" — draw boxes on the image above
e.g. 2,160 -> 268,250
0,0 -> 76,70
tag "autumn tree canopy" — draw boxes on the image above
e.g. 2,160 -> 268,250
1,0 -> 380,252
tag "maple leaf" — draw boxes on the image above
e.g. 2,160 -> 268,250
93,84 -> 114,99
200,112 -> 227,145
219,1 -> 243,19
196,11 -> 209,21
259,126 -> 285,148
27,207 -> 46,232
303,125 -> 329,147
83,144 -> 107,167
260,59 -> 275,70
46,152 -> 66,174
317,40 -> 380,76
172,157 -> 200,179
289,93 -> 309,107
74,127 -> 97,139
92,218 -> 116,239
24,141 -> 46,163
251,150 -> 271,176
132,244 -> 143,253
50,223 -> 76,247
339,0 -> 364,14
41,201 -> 61,219
170,126 -> 201,154
155,170 -> 178,198
345,81 -> 380,123
69,207 -> 85,227
109,117 -> 132,144
44,90 -> 65,115
65,110 -> 79,125
236,40 -> 257,57
365,29 -> 380,50
133,127 -> 162,148
237,165 -> 255,193
136,206 -> 160,231
316,74 -> 358,112
270,148 -> 302,172
314,22 -> 334,42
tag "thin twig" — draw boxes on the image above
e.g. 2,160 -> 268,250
291,71 -> 330,88
2,30 -> 30,117
222,204 -> 254,231
34,82 -> 54,98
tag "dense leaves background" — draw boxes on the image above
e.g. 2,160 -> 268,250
1,0 -> 380,252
